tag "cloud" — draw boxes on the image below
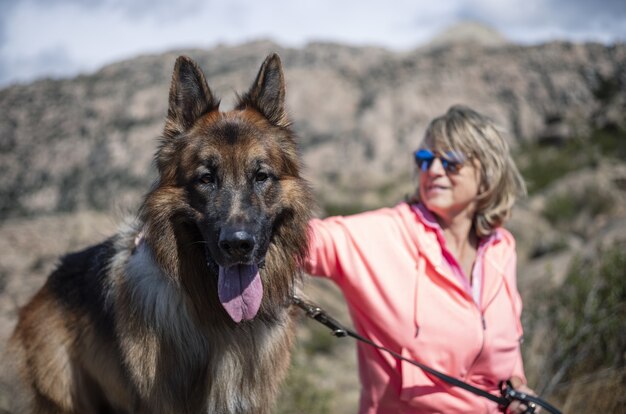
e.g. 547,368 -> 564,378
546,0 -> 626,39
459,0 -> 626,43
1,0 -> 625,87
5,0 -> 203,21
1,46 -> 76,84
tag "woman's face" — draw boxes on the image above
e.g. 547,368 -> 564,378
418,151 -> 482,224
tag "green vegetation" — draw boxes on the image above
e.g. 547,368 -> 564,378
275,352 -> 334,414
323,203 -> 368,217
302,319 -> 338,356
590,125 -> 626,161
592,73 -> 621,104
321,175 -> 413,218
274,315 -> 345,413
542,193 -> 579,226
542,186 -> 614,228
524,244 -> 626,411
516,141 -> 585,194
529,236 -> 569,259
514,126 -> 626,194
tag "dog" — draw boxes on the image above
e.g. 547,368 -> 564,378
6,53 -> 313,413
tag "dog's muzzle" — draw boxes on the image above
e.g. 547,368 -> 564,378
218,229 -> 256,263
213,226 -> 264,323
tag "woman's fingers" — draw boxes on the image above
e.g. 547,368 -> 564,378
505,378 -> 542,413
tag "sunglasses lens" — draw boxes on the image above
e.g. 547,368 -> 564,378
442,151 -> 465,173
419,160 -> 431,171
442,160 -> 457,173
415,149 -> 435,172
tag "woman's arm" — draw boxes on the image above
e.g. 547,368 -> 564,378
304,217 -> 347,280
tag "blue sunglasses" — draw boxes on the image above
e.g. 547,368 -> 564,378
414,149 -> 467,174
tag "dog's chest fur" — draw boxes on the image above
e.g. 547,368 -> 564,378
107,230 -> 294,413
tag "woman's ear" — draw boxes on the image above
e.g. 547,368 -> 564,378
479,184 -> 487,197
474,159 -> 487,196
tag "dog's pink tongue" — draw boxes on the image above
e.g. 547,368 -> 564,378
218,264 -> 263,323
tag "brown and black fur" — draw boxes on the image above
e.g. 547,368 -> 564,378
6,53 -> 312,413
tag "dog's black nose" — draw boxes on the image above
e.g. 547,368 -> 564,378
219,230 -> 255,260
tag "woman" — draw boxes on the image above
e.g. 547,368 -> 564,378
305,105 -> 538,413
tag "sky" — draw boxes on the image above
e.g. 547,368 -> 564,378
1,0 -> 625,87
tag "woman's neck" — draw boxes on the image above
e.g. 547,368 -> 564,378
436,211 -> 478,278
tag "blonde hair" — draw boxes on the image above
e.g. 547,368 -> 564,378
413,105 -> 526,237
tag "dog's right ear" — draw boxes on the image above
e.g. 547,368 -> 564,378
164,56 -> 219,138
236,53 -> 288,127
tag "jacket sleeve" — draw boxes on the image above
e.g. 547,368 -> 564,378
304,217 -> 350,281
304,207 -> 405,283
503,239 -> 527,383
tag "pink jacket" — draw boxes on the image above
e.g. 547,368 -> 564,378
305,203 -> 526,414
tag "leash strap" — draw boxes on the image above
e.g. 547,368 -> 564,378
292,296 -> 562,414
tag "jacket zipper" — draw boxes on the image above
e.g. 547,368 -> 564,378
466,305 -> 486,379
465,277 -> 504,379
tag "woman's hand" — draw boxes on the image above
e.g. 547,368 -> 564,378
506,376 -> 542,413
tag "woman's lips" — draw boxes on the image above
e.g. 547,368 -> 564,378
426,183 -> 449,192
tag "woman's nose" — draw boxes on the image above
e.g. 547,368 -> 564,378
426,158 -> 446,175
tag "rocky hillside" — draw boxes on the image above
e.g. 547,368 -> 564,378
1,40 -> 625,218
0,36 -> 625,413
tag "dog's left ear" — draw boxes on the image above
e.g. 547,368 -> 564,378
237,53 -> 288,127
164,56 -> 219,138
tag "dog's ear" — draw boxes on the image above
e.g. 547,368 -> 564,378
237,53 -> 288,127
164,56 -> 219,138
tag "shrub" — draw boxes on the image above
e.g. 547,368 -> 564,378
542,186 -> 614,229
322,203 -> 367,217
515,126 -> 626,194
524,243 -> 626,410
542,193 -> 579,226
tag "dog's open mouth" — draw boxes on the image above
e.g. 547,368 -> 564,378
218,264 -> 263,323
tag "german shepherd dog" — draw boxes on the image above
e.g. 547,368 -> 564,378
6,54 -> 312,413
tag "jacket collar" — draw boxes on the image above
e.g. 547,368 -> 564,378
407,202 -> 506,302
409,203 -> 446,268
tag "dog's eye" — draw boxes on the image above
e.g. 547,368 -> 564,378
198,173 -> 215,185
255,172 -> 269,182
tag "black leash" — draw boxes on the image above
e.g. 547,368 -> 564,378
292,296 -> 562,414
